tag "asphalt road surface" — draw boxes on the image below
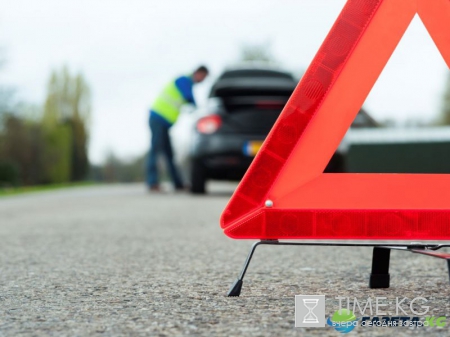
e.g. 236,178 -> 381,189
1,183 -> 450,336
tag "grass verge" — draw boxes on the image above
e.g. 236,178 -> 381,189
0,181 -> 97,197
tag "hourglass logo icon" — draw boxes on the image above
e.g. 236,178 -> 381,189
295,295 -> 326,327
303,299 -> 319,323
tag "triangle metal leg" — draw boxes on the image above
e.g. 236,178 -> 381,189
227,241 -> 264,297
411,248 -> 450,284
225,241 -> 450,296
447,260 -> 450,284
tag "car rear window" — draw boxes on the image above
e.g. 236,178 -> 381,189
218,69 -> 294,80
210,76 -> 297,98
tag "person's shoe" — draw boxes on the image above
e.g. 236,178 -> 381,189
174,185 -> 189,192
148,185 -> 161,192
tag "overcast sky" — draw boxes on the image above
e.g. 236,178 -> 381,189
0,0 -> 448,163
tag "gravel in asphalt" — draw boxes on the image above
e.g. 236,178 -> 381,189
0,183 -> 449,336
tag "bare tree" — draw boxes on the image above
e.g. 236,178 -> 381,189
238,42 -> 278,64
0,48 -> 15,120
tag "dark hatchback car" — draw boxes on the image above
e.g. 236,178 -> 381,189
173,66 -> 377,194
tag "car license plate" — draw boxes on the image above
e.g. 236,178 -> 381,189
243,141 -> 264,157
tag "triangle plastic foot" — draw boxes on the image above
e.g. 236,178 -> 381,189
227,279 -> 243,297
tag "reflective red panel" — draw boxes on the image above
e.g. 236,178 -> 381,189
221,0 -> 450,241
225,210 -> 450,240
221,0 -> 383,224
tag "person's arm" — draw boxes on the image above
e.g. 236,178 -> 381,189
175,76 -> 196,106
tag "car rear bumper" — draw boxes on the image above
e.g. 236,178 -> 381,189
192,133 -> 265,180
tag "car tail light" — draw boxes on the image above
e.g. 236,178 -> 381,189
196,115 -> 222,134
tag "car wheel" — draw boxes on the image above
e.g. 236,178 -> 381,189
190,160 -> 207,194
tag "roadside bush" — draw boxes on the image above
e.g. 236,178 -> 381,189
0,160 -> 20,187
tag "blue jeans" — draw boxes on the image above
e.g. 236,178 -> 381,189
146,115 -> 184,188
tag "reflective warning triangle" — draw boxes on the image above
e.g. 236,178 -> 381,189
220,0 -> 450,240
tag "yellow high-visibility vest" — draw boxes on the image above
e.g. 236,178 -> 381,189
151,80 -> 186,124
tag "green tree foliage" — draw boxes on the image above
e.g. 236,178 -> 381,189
43,66 -> 91,182
41,123 -> 72,184
0,113 -> 45,186
43,67 -> 90,125
0,64 -> 92,187
0,52 -> 24,186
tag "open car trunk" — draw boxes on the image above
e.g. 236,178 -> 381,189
211,77 -> 297,135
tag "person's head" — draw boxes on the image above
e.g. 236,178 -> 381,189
192,65 -> 209,83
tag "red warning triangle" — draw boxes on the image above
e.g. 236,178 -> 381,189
220,0 -> 450,240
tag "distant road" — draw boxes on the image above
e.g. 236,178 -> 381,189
0,183 -> 449,336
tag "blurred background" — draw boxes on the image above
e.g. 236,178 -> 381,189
1,0 -> 450,191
